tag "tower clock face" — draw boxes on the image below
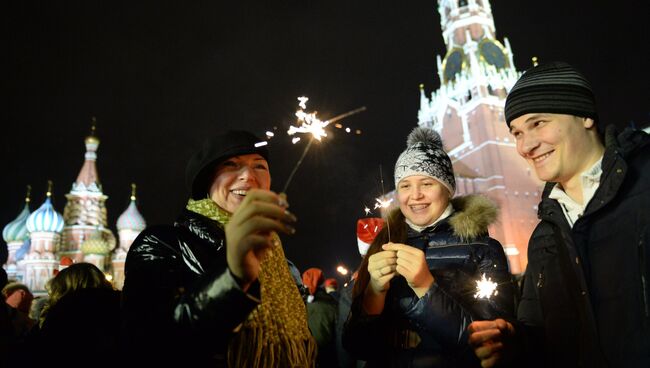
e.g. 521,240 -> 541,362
443,48 -> 465,83
479,39 -> 508,69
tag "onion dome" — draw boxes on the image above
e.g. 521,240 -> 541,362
117,184 -> 146,231
2,186 -> 32,243
81,229 -> 111,255
26,182 -> 64,233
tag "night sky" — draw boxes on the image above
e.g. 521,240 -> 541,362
3,1 -> 649,280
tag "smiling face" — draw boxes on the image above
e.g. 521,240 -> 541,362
208,153 -> 271,213
510,113 -> 602,188
397,175 -> 450,226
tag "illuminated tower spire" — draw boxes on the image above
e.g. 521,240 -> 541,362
61,117 -> 115,265
418,0 -> 542,273
113,183 -> 147,289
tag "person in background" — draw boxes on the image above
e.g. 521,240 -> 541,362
2,283 -> 34,316
122,130 -> 315,367
344,127 -> 516,367
337,217 -> 385,368
0,268 -> 10,368
303,267 -> 339,367
468,61 -> 650,367
19,262 -> 120,368
324,278 -> 340,301
2,282 -> 35,340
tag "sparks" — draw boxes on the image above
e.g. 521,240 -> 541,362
474,273 -> 499,299
298,96 -> 309,109
374,197 -> 393,210
364,207 -> 371,215
287,99 -> 329,141
281,97 -> 366,193
254,141 -> 268,148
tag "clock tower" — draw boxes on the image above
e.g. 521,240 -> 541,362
418,0 -> 542,273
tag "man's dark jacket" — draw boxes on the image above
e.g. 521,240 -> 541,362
516,126 -> 650,367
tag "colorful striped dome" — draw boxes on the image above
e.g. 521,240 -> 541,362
26,197 -> 64,233
117,200 -> 146,231
2,203 -> 31,243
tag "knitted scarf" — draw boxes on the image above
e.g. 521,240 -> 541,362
187,199 -> 316,367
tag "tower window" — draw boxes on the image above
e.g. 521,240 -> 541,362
459,0 -> 468,7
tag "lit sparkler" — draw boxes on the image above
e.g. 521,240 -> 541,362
374,197 -> 393,210
379,165 -> 392,242
474,273 -> 499,299
281,97 -> 366,193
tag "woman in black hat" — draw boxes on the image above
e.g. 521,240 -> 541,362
122,130 -> 316,367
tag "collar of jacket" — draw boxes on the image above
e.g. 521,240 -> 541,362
538,125 -> 645,223
402,194 -> 499,242
174,208 -> 225,248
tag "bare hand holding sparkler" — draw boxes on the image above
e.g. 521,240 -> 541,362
382,243 -> 434,298
363,246 -> 397,315
225,189 -> 296,291
468,318 -> 516,368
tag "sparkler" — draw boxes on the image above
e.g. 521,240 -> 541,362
281,97 -> 366,193
474,273 -> 499,299
373,197 -> 393,211
378,165 -> 392,242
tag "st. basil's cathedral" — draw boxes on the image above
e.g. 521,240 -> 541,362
2,122 -> 146,294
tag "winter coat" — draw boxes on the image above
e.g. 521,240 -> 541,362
516,126 -> 650,367
307,288 -> 339,367
343,195 -> 516,367
121,208 -> 262,366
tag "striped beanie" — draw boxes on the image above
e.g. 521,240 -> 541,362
505,61 -> 597,127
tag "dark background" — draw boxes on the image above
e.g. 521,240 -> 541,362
3,0 -> 648,280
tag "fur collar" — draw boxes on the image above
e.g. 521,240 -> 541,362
448,195 -> 499,241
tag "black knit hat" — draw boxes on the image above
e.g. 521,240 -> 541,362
504,61 -> 598,127
186,130 -> 269,199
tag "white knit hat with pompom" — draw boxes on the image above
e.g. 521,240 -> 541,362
394,127 -> 455,196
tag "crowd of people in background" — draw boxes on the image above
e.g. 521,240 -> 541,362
2,61 -> 649,367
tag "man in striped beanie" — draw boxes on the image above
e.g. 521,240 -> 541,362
504,61 -> 599,130
469,61 -> 650,367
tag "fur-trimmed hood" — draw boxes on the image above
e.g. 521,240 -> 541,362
448,194 -> 499,241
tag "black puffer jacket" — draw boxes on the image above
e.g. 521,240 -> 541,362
122,209 -> 261,366
515,126 -> 650,367
343,195 -> 516,367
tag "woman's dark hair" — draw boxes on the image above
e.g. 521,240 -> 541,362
40,262 -> 113,326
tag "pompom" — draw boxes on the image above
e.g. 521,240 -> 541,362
406,127 -> 443,149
